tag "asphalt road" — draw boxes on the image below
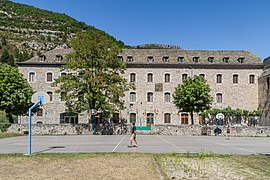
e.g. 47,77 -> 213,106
0,135 -> 270,155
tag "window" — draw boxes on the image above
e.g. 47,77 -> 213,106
182,74 -> 188,81
117,56 -> 123,61
223,57 -> 229,63
147,73 -> 153,83
146,113 -> 154,126
249,75 -> 255,84
130,92 -> 136,102
56,55 -> 63,62
178,57 -> 184,63
127,56 -> 133,62
29,72 -> 35,82
162,56 -> 169,63
47,92 -> 53,101
208,57 -> 214,63
216,93 -> 222,103
165,74 -> 170,83
130,113 -> 136,123
37,109 -> 43,116
147,92 -> 153,102
164,92 -> 170,102
61,72 -> 67,76
217,74 -> 222,83
164,113 -> 171,123
130,73 -> 136,82
199,74 -> 205,79
233,74 -> 238,83
193,57 -> 199,62
39,55 -> 46,62
238,57 -> 245,63
181,114 -> 188,124
47,72 -> 53,82
147,56 -> 154,63
60,112 -> 78,124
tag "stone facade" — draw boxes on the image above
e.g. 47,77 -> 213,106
17,46 -> 264,127
258,56 -> 270,126
119,49 -> 263,126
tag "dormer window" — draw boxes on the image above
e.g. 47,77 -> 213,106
39,55 -> 46,62
127,56 -> 134,62
223,57 -> 230,63
162,56 -> 169,63
193,57 -> 199,63
238,57 -> 245,63
56,54 -> 63,62
208,57 -> 214,63
178,57 -> 184,63
147,56 -> 154,63
117,56 -> 123,61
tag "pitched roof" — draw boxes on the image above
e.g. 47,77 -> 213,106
18,46 -> 72,65
119,49 -> 262,65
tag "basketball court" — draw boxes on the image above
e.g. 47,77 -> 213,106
1,135 -> 270,155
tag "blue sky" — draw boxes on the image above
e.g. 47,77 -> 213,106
12,0 -> 270,59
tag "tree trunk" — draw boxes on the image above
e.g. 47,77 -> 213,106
7,113 -> 14,123
190,111 -> 194,125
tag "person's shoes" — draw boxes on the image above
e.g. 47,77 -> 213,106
134,145 -> 138,147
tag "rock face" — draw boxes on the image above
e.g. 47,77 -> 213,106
8,124 -> 270,137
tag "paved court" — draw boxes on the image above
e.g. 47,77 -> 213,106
0,135 -> 270,155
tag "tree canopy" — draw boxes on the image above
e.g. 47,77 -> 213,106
0,64 -> 34,123
54,31 -> 132,119
173,75 -> 213,125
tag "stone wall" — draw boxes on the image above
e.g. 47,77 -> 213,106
7,124 -> 270,137
150,125 -> 270,137
8,123 -> 128,135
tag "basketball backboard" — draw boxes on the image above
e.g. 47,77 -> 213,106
31,91 -> 50,104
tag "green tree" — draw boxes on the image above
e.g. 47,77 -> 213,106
0,49 -> 10,64
0,64 -> 34,123
54,31 -> 132,121
173,75 -> 213,125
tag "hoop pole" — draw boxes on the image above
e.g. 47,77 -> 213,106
27,96 -> 43,155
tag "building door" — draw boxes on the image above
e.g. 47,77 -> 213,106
130,113 -> 136,123
147,113 -> 154,126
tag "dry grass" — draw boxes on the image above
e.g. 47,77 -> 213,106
0,153 -> 160,180
1,153 -> 270,180
155,153 -> 270,179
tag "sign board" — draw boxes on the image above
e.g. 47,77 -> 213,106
31,91 -> 50,104
216,113 -> 224,120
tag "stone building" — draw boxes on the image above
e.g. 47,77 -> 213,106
17,45 -> 263,126
258,56 -> 270,126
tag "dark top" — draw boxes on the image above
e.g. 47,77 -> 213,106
131,125 -> 136,134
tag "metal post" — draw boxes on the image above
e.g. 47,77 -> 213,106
93,114 -> 96,135
27,96 -> 43,155
216,118 -> 219,136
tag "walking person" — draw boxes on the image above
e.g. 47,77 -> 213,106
226,123 -> 231,140
130,122 -> 138,147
